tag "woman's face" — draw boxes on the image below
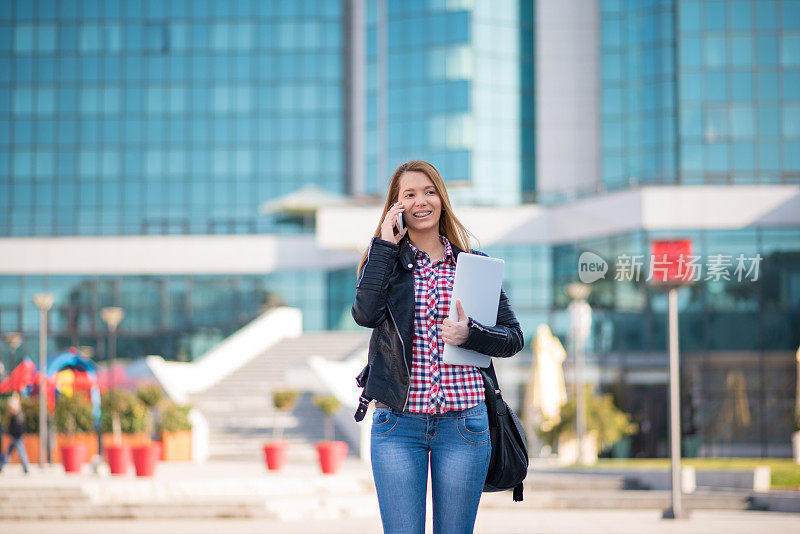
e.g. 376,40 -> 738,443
397,171 -> 441,233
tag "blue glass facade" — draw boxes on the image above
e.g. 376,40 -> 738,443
1,0 -> 345,237
365,0 -> 473,191
0,267 -> 356,367
552,227 -> 800,456
0,0 -> 352,363
601,0 -> 800,190
601,0 -> 676,189
364,0 -> 530,204
0,0 -> 537,366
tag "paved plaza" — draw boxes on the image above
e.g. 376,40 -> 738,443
3,509 -> 800,534
1,459 -> 798,533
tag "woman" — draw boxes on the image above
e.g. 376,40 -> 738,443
352,160 -> 524,533
0,393 -> 30,474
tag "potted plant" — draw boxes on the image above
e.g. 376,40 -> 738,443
263,389 -> 299,471
137,384 -> 164,460
538,384 -> 638,465
53,394 -> 94,473
100,390 -> 155,476
158,400 -> 193,462
312,394 -> 348,474
100,390 -> 148,447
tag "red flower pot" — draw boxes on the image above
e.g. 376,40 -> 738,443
263,441 -> 290,471
105,444 -> 131,475
132,444 -> 158,477
315,441 -> 348,474
60,442 -> 88,474
151,441 -> 163,461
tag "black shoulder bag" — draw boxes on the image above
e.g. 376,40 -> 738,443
480,365 -> 529,502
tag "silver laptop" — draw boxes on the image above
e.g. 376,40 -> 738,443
442,252 -> 504,368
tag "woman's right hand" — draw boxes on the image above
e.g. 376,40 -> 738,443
380,201 -> 407,244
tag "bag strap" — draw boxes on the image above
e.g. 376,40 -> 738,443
354,392 -> 372,422
479,362 -> 504,428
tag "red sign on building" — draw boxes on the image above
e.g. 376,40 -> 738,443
650,239 -> 695,285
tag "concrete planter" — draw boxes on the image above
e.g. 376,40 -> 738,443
0,434 -> 40,464
101,432 -> 150,449
557,431 -> 599,465
162,430 -> 192,461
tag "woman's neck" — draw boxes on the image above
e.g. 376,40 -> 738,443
408,229 -> 445,260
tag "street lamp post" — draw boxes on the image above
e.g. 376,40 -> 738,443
101,307 -> 124,391
566,283 -> 592,464
33,293 -> 54,468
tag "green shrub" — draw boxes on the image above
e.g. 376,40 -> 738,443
100,390 -> 147,434
272,390 -> 299,411
312,394 -> 341,417
20,396 -> 39,434
537,384 -> 638,451
136,384 -> 164,408
158,401 -> 192,433
54,394 -> 94,434
312,394 -> 341,442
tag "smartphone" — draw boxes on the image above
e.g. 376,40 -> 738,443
395,212 -> 404,235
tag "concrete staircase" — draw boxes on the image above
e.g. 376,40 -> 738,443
479,471 -> 756,511
189,331 -> 370,462
0,461 -> 379,521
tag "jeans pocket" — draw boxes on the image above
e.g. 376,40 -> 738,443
371,408 -> 398,436
456,412 -> 489,445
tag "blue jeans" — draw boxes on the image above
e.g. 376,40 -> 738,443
370,401 -> 491,534
0,436 -> 30,473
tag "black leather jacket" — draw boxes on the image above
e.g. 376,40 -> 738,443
351,235 -> 524,420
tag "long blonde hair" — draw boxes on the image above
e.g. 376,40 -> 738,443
357,160 -> 476,276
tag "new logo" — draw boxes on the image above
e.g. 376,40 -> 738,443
578,252 -> 608,284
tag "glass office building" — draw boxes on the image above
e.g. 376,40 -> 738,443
0,0 -> 354,362
600,0 -> 800,191
552,227 -> 800,456
588,0 -> 800,456
2,0 -> 345,237
364,0 -> 534,204
1,0 -> 536,364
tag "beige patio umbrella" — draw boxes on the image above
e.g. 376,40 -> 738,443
720,370 -> 751,440
526,324 -> 568,433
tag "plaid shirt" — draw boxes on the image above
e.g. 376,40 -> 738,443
406,236 -> 485,414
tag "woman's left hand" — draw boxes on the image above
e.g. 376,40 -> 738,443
442,300 -> 469,346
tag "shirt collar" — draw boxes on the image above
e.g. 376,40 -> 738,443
408,235 -> 455,264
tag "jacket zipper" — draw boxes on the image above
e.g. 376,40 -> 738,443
471,320 -> 507,337
356,239 -> 374,289
387,305 -> 411,411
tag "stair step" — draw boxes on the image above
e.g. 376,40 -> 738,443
189,331 -> 369,463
